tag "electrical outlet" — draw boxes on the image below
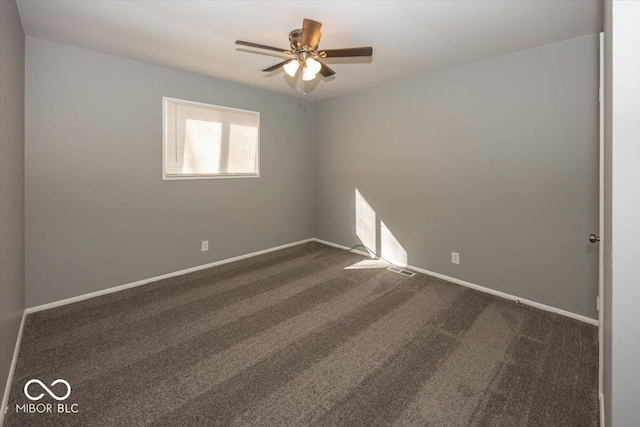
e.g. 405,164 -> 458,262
201,240 -> 209,252
451,252 -> 460,265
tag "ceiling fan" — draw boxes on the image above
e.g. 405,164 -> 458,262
236,19 -> 373,82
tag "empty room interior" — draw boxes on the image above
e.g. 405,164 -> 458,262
1,1 -> 639,426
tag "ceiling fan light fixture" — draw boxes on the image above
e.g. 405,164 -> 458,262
302,57 -> 322,81
236,18 -> 373,88
283,60 -> 300,77
305,57 -> 321,75
302,67 -> 317,81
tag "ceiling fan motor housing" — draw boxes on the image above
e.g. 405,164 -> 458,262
289,29 -> 306,52
289,29 -> 313,65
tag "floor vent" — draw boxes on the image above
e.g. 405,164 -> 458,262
387,266 -> 416,277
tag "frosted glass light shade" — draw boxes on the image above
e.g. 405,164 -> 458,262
283,60 -> 300,77
305,57 -> 322,75
302,68 -> 317,81
302,57 -> 322,81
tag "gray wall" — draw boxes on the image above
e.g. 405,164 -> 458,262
605,1 -> 640,425
314,35 -> 600,319
0,0 -> 25,403
25,37 -> 314,307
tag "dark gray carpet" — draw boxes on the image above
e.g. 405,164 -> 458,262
4,242 -> 598,426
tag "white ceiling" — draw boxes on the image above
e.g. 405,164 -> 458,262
16,0 -> 602,100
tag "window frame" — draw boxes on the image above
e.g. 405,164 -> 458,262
162,96 -> 261,180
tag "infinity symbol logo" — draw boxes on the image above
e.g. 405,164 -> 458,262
24,379 -> 72,401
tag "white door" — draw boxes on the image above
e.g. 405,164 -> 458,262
597,31 -> 605,426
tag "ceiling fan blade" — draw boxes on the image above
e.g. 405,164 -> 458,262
236,40 -> 290,54
317,59 -> 335,77
318,47 -> 373,58
300,19 -> 322,50
262,59 -> 293,73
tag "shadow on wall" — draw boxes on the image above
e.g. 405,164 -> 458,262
350,188 -> 407,269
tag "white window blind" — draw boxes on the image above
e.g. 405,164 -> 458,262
163,98 -> 259,179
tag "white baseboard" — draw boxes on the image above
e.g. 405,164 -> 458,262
407,263 -> 598,325
25,236 -> 599,327
1,310 -> 27,427
312,238 -> 598,326
312,238 -> 372,258
26,238 -> 313,314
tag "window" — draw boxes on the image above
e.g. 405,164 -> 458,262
163,97 -> 260,179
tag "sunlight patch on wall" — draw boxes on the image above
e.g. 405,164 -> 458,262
381,220 -> 408,267
355,189 -> 376,258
